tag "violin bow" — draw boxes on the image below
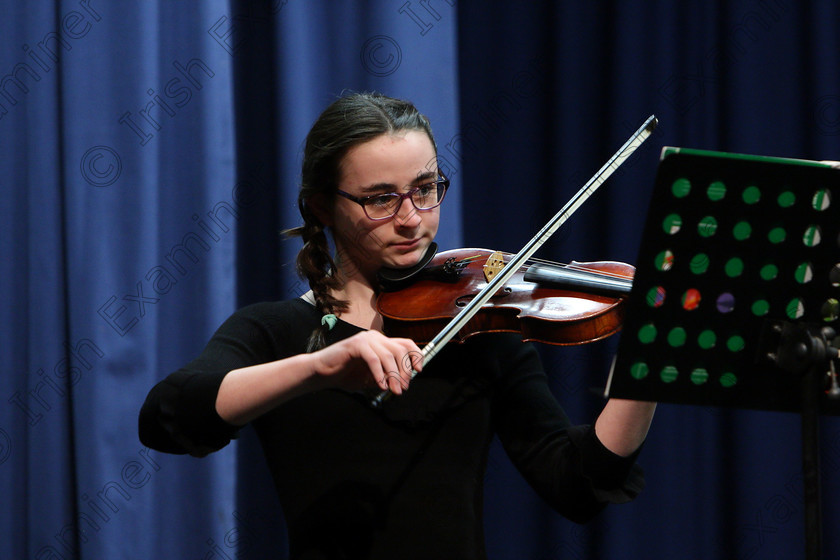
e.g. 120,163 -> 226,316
372,115 -> 658,407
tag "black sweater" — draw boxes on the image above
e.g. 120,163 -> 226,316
139,299 -> 643,559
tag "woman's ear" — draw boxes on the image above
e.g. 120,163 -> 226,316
306,193 -> 333,228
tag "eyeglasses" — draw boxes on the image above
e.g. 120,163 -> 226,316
336,173 -> 450,221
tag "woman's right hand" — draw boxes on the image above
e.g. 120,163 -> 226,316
217,331 -> 423,425
310,330 -> 423,395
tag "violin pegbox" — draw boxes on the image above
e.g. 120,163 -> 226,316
483,251 -> 506,283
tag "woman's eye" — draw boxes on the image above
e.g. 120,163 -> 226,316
369,195 -> 395,207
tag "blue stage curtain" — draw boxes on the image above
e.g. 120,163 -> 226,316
1,1 -> 838,559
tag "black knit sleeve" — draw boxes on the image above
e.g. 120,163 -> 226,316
138,303 -> 285,457
491,337 -> 644,523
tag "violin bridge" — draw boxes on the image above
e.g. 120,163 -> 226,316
483,251 -> 505,282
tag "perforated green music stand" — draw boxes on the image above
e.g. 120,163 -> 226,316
606,147 -> 840,559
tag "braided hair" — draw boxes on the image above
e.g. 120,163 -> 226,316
284,92 -> 437,351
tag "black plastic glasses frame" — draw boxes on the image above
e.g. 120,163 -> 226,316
336,173 -> 450,221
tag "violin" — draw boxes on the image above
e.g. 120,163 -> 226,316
370,115 -> 658,406
377,247 -> 634,346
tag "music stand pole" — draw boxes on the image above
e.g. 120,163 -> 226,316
801,363 -> 822,560
773,323 -> 838,559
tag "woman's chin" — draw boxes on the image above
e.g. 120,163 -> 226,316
384,246 -> 427,269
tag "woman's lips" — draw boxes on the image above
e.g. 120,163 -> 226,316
390,238 -> 422,249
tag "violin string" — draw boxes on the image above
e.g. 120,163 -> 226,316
455,254 -> 633,282
525,257 -> 633,281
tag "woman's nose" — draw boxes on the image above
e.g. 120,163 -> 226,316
393,197 -> 422,227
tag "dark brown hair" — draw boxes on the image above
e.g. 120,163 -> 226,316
285,92 -> 436,351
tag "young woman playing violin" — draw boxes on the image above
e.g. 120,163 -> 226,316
139,92 -> 656,559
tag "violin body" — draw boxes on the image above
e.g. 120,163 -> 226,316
377,248 -> 634,346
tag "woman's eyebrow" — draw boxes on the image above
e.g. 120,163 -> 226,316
358,172 -> 438,194
359,182 -> 398,194
412,171 -> 437,184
